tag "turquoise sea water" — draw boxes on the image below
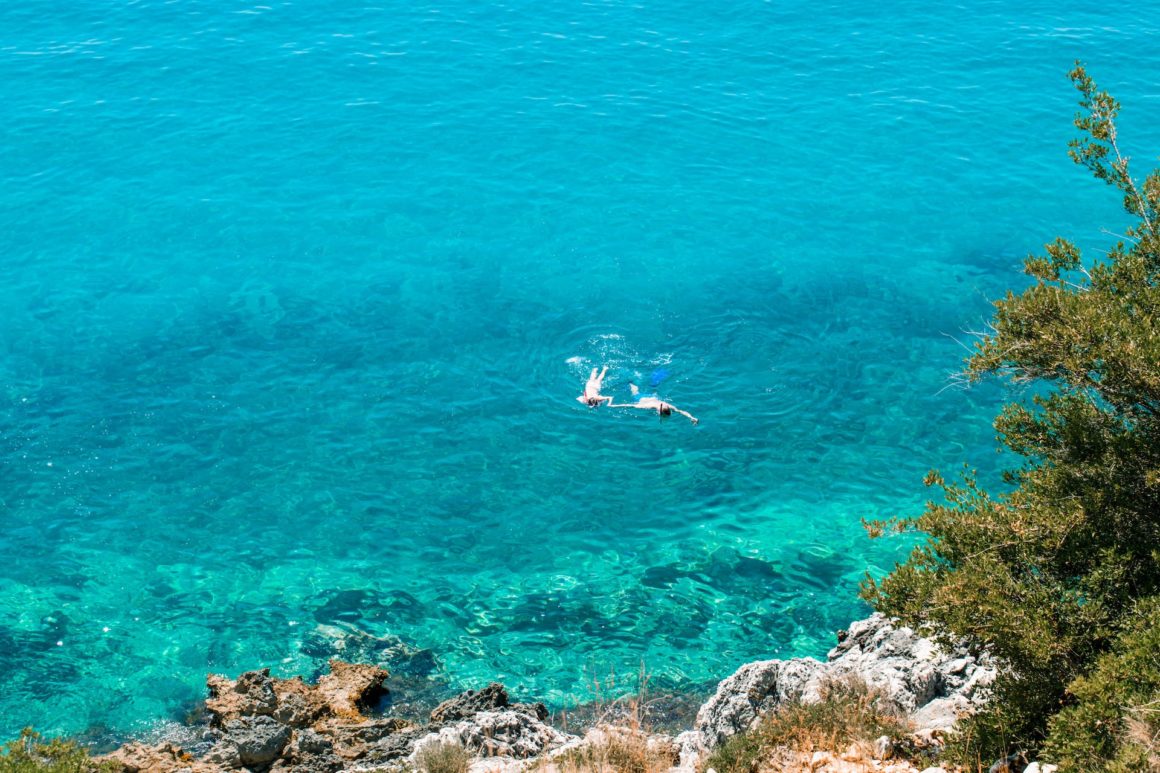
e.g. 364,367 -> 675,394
3,0 -> 1160,741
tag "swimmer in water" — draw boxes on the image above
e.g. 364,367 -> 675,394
577,366 -> 613,407
610,382 -> 699,425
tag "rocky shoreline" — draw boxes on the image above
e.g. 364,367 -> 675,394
96,615 -> 1017,773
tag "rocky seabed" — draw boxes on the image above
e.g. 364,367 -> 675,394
97,615 -> 1057,773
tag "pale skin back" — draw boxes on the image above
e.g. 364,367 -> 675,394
578,368 -> 698,424
608,388 -> 699,425
577,366 -> 612,406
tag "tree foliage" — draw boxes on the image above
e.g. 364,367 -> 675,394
1044,599 -> 1160,771
862,64 -> 1160,766
0,729 -> 112,773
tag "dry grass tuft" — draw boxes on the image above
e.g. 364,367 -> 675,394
550,726 -> 677,773
703,675 -> 912,773
1126,699 -> 1160,772
537,667 -> 676,773
415,740 -> 471,773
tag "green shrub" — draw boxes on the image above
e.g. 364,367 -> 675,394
862,63 -> 1160,765
701,730 -> 765,773
1043,600 -> 1160,771
0,729 -> 113,773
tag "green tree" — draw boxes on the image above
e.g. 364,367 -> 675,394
861,64 -> 1160,766
1044,599 -> 1160,771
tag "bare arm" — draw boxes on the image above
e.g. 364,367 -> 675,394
674,408 -> 699,424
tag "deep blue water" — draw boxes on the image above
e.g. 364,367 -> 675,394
3,0 -> 1159,741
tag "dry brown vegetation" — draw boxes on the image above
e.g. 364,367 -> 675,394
1125,700 -> 1160,772
702,676 -> 912,773
536,668 -> 677,773
415,739 -> 472,773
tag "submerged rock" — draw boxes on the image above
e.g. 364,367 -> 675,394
302,625 -> 439,678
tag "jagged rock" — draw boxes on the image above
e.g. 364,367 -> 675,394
817,615 -> 994,732
291,728 -> 334,756
908,728 -> 945,749
675,730 -> 703,770
511,700 -> 550,721
316,661 -> 388,719
271,678 -> 330,729
98,741 -> 219,773
268,756 -> 343,773
269,729 -> 345,773
680,614 -> 996,759
459,710 -> 568,757
206,669 -> 278,724
223,715 -> 292,767
203,740 -> 243,769
207,660 -> 389,731
325,718 -> 417,759
98,615 -> 998,773
430,682 -> 510,724
684,657 -> 823,750
103,662 -> 400,773
272,689 -> 314,728
414,709 -> 571,760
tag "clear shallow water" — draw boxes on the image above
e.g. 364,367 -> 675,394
3,0 -> 1160,741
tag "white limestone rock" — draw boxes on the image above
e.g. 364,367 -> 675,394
679,614 -> 996,761
411,709 -> 573,763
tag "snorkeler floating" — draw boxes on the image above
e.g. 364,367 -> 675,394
577,366 -> 613,407
578,366 -> 698,425
610,382 -> 699,425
